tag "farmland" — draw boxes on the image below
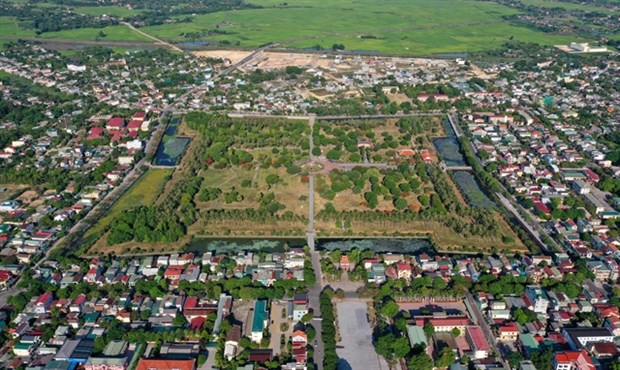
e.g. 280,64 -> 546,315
0,0 -> 594,54
140,0 -> 578,54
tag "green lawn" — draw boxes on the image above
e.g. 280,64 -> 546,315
73,6 -> 143,17
520,0 -> 618,14
139,0 -> 584,54
82,169 -> 172,245
39,25 -> 153,42
0,17 -> 36,39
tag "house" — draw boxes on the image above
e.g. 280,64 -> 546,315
338,255 -> 354,272
562,327 -> 614,350
34,292 -> 53,314
106,117 -> 126,131
553,350 -> 595,370
498,322 -> 519,341
466,326 -> 490,359
224,324 -> 241,360
251,300 -> 268,343
572,180 -> 591,195
135,358 -> 196,370
54,338 -> 95,367
291,330 -> 307,363
524,285 -> 549,314
406,325 -> 428,348
84,340 -> 128,370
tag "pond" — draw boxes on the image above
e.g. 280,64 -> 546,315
432,118 -> 466,167
452,171 -> 496,209
153,117 -> 189,166
186,237 -> 435,255
153,137 -> 191,166
317,238 -> 434,254
187,237 -> 307,255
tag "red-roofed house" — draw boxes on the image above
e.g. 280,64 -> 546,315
87,127 -> 105,140
164,267 -> 183,281
127,120 -> 142,132
553,350 -> 595,370
498,322 -> 519,341
106,117 -> 126,131
399,149 -> 415,157
132,112 -> 147,121
467,326 -> 490,359
419,150 -> 432,163
34,292 -> 53,314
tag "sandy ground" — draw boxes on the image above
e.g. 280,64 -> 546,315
193,49 -> 458,72
193,50 -> 251,65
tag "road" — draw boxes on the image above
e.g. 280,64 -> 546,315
497,193 -> 550,252
466,292 -> 509,370
308,251 -> 324,370
224,111 -> 444,120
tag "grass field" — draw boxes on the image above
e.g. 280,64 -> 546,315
39,25 -> 152,42
83,169 -> 172,246
140,0 -> 579,54
197,167 -> 308,216
0,17 -> 36,39
73,6 -> 143,17
520,0 -> 618,14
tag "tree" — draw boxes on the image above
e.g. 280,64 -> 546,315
394,197 -> 408,210
407,352 -> 434,370
380,300 -> 400,318
451,327 -> 461,337
173,313 -> 188,327
530,348 -> 554,370
507,351 -> 524,369
435,346 -> 456,368
364,191 -> 379,208
513,308 -> 537,325
423,322 -> 435,339
326,149 -> 342,161
266,174 -> 281,187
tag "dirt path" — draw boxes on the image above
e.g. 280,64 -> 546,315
121,22 -> 183,52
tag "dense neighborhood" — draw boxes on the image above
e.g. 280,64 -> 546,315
0,22 -> 619,370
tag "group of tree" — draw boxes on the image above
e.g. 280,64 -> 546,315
320,288 -> 339,369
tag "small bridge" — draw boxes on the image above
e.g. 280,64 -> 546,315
445,165 -> 473,171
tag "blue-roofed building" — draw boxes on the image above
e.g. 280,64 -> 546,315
251,300 -> 268,343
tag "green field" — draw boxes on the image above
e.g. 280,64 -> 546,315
82,169 -> 172,245
139,0 -> 579,54
73,6 -> 143,17
520,0 -> 618,14
39,25 -> 152,42
0,17 -> 36,39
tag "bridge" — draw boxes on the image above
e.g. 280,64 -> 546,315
445,165 -> 473,171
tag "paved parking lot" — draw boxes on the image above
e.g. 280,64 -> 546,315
336,301 -> 389,370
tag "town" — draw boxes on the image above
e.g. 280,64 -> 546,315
0,23 -> 619,370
